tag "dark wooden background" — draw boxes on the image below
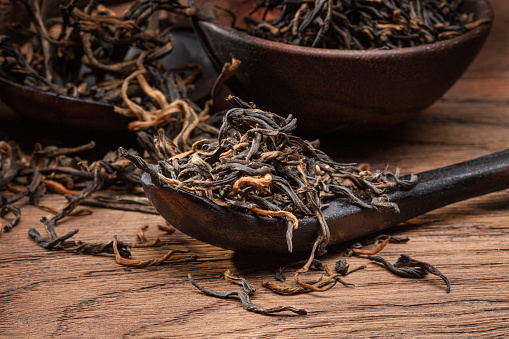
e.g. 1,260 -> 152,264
1,0 -> 508,336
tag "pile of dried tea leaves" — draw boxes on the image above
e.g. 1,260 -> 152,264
122,95 -> 418,292
243,0 -> 491,49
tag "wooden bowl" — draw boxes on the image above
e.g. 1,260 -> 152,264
190,0 -> 494,134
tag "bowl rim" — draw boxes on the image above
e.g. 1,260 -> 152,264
192,0 -> 494,57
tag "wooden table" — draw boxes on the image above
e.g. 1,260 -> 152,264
1,1 -> 508,336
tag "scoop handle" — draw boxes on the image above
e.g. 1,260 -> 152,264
142,149 -> 509,253
390,148 -> 509,219
328,149 -> 509,245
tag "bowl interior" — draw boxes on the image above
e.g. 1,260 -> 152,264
194,0 -> 493,46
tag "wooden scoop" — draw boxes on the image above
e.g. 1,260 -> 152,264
142,149 -> 509,254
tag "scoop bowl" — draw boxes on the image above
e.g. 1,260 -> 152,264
142,149 -> 509,254
0,29 -> 215,133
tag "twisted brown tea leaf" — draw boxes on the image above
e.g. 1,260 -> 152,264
189,270 -> 308,315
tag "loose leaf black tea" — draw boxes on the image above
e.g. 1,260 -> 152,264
0,138 -> 152,236
369,254 -> 451,292
112,235 -> 188,268
335,258 -> 350,275
122,95 -> 418,292
189,271 -> 308,315
243,0 -> 491,49
29,216 -> 132,257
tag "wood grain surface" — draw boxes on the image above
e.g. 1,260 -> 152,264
1,0 -> 509,337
